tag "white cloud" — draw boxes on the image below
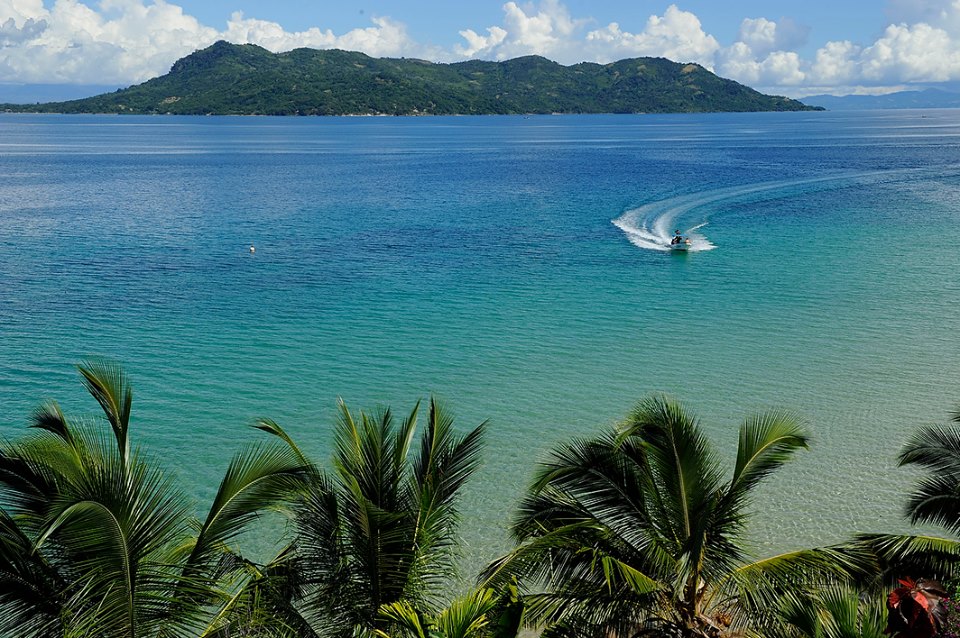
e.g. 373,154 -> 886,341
808,40 -> 861,86
0,0 -> 426,85
456,25 -> 507,58
884,0 -> 960,31
0,0 -> 45,23
455,0 -> 585,62
737,17 -> 776,54
716,42 -> 805,87
0,0 -> 219,83
736,16 -> 809,57
0,15 -> 45,46
860,22 -> 960,82
5,0 -> 960,96
584,5 -> 720,66
223,12 -> 426,59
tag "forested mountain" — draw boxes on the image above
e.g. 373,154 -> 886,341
1,41 -> 820,115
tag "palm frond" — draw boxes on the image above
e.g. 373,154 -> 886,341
377,600 -> 430,638
620,395 -> 723,547
254,418 -> 313,468
409,399 -> 485,592
514,431 -> 674,580
200,547 -> 318,638
852,533 -> 960,584
31,451 -> 196,636
433,588 -> 496,638
29,401 -> 75,447
778,585 -> 888,638
728,409 -> 809,505
488,396 -> 828,638
0,361 -> 328,638
186,442 -> 312,574
728,545 -> 874,600
901,473 -> 960,535
522,591 -> 653,638
76,358 -> 132,466
294,472 -> 363,633
899,423 -> 960,473
394,402 -> 420,476
481,519 -> 664,624
0,509 -> 64,638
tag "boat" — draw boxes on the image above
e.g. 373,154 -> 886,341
670,238 -> 692,251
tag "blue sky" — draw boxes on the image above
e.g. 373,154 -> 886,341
0,0 -> 957,98
177,1 -> 869,55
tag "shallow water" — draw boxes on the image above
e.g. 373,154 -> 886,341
1,111 -> 959,574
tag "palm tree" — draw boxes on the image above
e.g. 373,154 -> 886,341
0,360 -> 312,638
778,585 -> 887,638
376,584 -> 524,638
899,407 -> 960,532
219,397 -> 486,638
852,407 -> 960,586
482,395 -> 861,638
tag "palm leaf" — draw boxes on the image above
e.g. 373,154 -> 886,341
1,361 -> 328,638
0,509 -> 64,638
899,423 -> 960,473
433,588 -> 496,638
410,399 -> 486,592
32,450 -> 195,636
902,473 -> 960,535
377,600 -> 430,638
725,545 -> 874,607
620,395 -> 722,552
852,533 -> 960,584
727,409 -> 809,507
185,442 -> 311,573
200,547 -> 318,638
254,418 -> 313,468
76,359 -> 133,466
778,585 -> 888,638
486,395 -> 827,638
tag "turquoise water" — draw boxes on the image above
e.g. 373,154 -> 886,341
1,111 -> 959,572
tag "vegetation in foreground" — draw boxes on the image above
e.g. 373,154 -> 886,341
482,396 -> 865,637
1,360 -> 959,638
0,41 -> 820,116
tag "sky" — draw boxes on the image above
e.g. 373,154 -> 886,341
1,0 -> 959,97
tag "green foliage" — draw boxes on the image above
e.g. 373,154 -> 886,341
7,363 -> 958,638
482,395 -> 861,638
0,41 -> 821,115
899,413 -> 960,536
778,585 -> 888,638
0,359 -> 312,638
375,583 -> 524,638
841,406 -> 960,589
226,398 -> 486,638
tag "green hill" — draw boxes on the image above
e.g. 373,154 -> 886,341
1,41 -> 820,115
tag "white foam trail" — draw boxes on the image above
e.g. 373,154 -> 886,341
612,167 -> 950,253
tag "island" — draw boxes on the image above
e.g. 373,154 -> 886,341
0,41 -> 821,116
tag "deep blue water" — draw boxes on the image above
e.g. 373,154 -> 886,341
2,111 -> 960,571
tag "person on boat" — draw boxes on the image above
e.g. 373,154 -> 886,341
671,230 -> 683,245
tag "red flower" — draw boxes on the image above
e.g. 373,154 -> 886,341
886,578 -> 948,638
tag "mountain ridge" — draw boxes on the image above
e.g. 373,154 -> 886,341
803,88 -> 960,110
0,41 -> 821,116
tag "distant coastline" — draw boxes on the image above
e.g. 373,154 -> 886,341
802,88 -> 960,110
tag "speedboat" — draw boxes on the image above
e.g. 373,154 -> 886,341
670,238 -> 692,252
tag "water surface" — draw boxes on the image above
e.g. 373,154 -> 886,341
1,111 -> 959,572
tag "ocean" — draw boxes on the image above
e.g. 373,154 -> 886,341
1,110 -> 959,573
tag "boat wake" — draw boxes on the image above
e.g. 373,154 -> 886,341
612,168 -> 943,253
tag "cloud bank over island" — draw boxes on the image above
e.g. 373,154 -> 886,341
2,0 -> 960,97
